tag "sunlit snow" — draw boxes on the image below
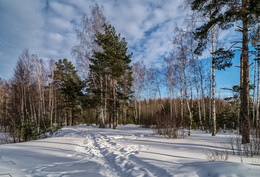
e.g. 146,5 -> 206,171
0,125 -> 259,177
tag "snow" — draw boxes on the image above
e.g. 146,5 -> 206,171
0,125 -> 259,177
0,132 -> 12,144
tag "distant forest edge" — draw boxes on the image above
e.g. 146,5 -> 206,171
0,1 -> 260,144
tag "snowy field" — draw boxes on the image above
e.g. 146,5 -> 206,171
0,125 -> 259,177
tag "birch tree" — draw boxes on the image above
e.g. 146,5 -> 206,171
190,0 -> 260,143
72,3 -> 107,128
133,61 -> 145,124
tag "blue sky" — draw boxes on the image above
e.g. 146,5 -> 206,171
0,0 -> 244,97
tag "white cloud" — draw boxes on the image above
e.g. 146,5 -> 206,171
0,0 -> 45,78
49,1 -> 77,20
47,17 -> 74,32
95,0 -> 186,68
0,0 -> 186,79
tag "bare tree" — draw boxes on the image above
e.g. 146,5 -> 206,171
133,61 -> 145,124
72,3 -> 107,128
164,54 -> 177,125
48,59 -> 55,128
72,3 -> 106,78
192,57 -> 203,129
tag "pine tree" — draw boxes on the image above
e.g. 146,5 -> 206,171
54,59 -> 84,126
190,0 -> 260,144
118,65 -> 133,125
90,24 -> 133,129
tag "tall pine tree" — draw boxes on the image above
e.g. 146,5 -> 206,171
54,59 -> 84,126
89,24 -> 133,129
190,0 -> 260,144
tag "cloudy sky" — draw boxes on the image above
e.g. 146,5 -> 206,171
0,0 -> 241,96
0,0 -> 186,77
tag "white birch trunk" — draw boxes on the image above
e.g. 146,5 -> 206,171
196,56 -> 206,126
211,25 -> 217,136
256,60 -> 260,126
184,63 -> 193,136
99,76 -> 105,128
180,64 -> 184,128
253,58 -> 256,126
193,59 -> 203,129
188,64 -> 193,108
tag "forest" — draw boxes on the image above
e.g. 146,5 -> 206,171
0,0 -> 260,147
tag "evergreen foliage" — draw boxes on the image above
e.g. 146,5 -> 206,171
190,0 -> 260,143
86,24 -> 133,129
54,59 -> 85,126
2,3 -> 260,144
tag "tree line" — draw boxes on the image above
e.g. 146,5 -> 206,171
0,1 -> 260,144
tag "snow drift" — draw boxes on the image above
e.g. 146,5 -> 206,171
0,125 -> 259,177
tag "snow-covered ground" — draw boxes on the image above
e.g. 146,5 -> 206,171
0,125 -> 259,177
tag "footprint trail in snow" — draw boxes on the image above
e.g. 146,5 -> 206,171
74,127 -> 171,177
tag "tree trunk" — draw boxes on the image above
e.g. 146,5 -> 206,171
239,55 -> 244,134
70,107 -> 73,126
21,82 -> 25,140
253,58 -> 256,127
138,81 -> 143,124
256,20 -> 260,127
173,89 -> 177,121
34,57 -> 43,134
104,75 -> 108,125
138,91 -> 142,124
54,87 -> 57,125
211,25 -> 217,136
99,76 -> 105,128
123,102 -> 126,125
112,77 -> 117,129
146,72 -> 150,121
134,76 -> 138,123
184,64 -> 192,136
49,61 -> 54,128
123,75 -> 127,125
109,78 -> 112,128
155,70 -> 163,112
170,82 -> 173,122
180,64 -> 184,128
196,56 -> 206,127
209,56 -> 212,131
257,59 -> 260,128
167,64 -> 174,122
188,64 -> 193,108
109,112 -> 111,128
241,0 -> 250,144
193,59 -> 203,130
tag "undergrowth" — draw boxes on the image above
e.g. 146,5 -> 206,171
204,127 -> 260,163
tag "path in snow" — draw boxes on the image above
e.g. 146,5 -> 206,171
0,125 -> 260,177
74,128 -> 171,177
